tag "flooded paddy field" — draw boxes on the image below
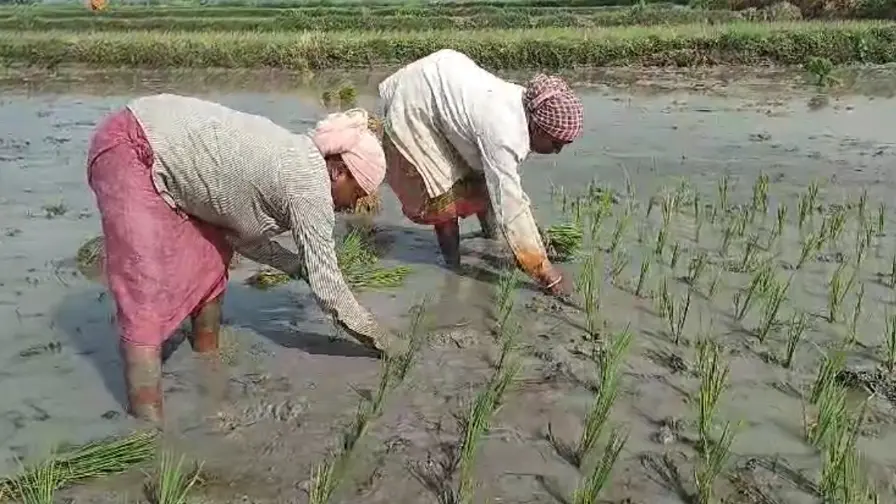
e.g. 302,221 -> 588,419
1,66 -> 896,503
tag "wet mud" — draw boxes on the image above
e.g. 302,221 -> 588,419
1,66 -> 896,502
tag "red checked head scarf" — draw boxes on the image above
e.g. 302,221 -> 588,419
522,74 -> 584,143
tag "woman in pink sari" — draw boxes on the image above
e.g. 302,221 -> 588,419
87,95 -> 401,423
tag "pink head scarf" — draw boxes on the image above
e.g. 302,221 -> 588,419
522,74 -> 584,143
310,108 -> 385,195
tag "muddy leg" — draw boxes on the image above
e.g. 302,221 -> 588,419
477,204 -> 499,240
189,295 -> 228,408
434,219 -> 461,269
120,342 -> 163,424
189,294 -> 222,354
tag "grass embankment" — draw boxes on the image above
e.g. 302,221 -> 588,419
0,9 -> 744,32
0,22 -> 894,69
0,4 -> 673,18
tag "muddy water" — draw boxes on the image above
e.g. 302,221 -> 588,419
1,67 -> 896,502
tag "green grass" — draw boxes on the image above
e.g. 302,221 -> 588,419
0,8 -> 742,32
0,431 -> 158,498
1,21 -> 894,70
0,0 -> 686,17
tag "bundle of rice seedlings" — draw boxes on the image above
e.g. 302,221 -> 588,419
337,228 -> 410,289
540,223 -> 583,262
143,451 -> 203,504
75,234 -> 105,279
244,268 -> 291,290
0,430 -> 157,496
245,228 -> 409,291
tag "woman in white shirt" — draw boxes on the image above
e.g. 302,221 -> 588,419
378,49 -> 585,296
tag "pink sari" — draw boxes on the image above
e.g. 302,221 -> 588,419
86,108 -> 233,348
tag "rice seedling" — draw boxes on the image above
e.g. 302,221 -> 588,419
570,427 -> 628,504
609,208 -> 630,254
818,399 -> 877,504
827,262 -> 856,323
694,420 -> 737,504
645,195 -> 657,221
573,327 -> 632,467
768,203 -> 787,247
822,205 -> 848,247
654,225 -> 668,258
693,191 -> 703,243
390,300 -> 430,384
733,206 -> 750,239
143,451 -> 203,504
716,174 -> 731,216
854,220 -> 874,270
883,311 -> 896,373
687,251 -> 708,288
587,189 -> 614,242
806,373 -> 847,448
848,282 -> 865,342
310,306 -> 428,504
609,248 -> 629,285
493,267 -> 521,333
657,277 -> 671,320
733,262 -> 773,321
856,188 -> 868,225
755,274 -> 792,343
806,56 -> 838,87
876,203 -> 885,236
308,458 -> 339,504
456,360 -> 520,504
542,222 -> 584,262
782,311 -> 809,369
809,345 -> 848,406
635,252 -> 653,298
889,253 -> 896,289
798,180 -> 820,231
576,250 -> 603,339
696,338 -> 730,451
707,266 -> 722,298
660,190 -> 678,229
719,218 -> 736,258
750,172 -> 769,223
669,241 -> 681,270
0,430 -> 158,496
796,231 -> 823,269
8,457 -> 56,504
664,286 -> 693,345
738,233 -> 761,272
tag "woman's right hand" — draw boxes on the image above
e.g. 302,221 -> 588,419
343,322 -> 409,358
545,270 -> 574,297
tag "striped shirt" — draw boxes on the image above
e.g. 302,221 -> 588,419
126,94 -> 382,340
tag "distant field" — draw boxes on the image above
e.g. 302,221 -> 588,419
0,3 -> 674,18
0,22 -> 893,69
0,7 -> 744,31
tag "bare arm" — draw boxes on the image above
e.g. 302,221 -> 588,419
285,193 -> 388,343
475,136 -> 558,287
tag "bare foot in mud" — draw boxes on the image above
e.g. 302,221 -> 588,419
194,353 -> 231,415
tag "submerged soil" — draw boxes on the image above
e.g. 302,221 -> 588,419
1,65 -> 896,503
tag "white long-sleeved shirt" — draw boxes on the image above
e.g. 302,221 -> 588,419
126,94 -> 382,339
378,49 -> 547,261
